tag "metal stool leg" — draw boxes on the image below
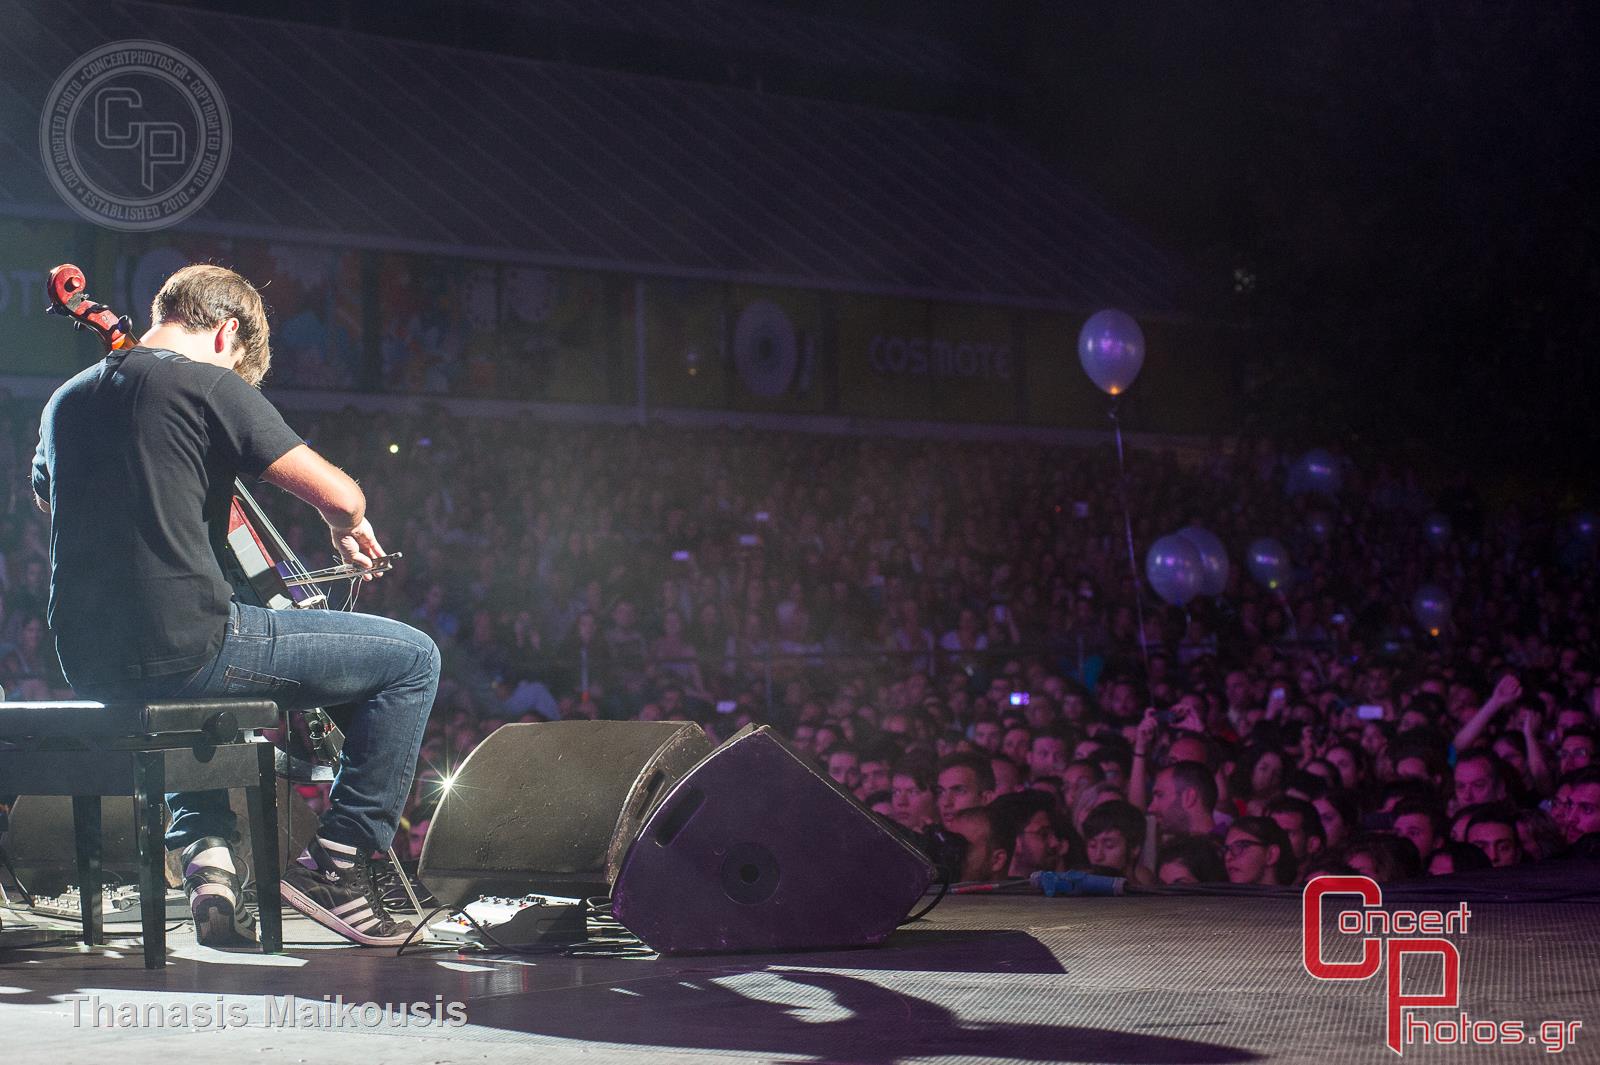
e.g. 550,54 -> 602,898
71,795 -> 103,946
132,753 -> 166,969
386,846 -> 425,915
245,742 -> 282,953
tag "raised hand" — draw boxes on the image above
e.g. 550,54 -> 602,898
1172,704 -> 1204,734
1491,674 -> 1522,707
1135,707 -> 1160,754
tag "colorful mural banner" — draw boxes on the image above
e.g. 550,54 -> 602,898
375,256 -> 622,402
498,265 -> 622,405
0,216 -> 1233,432
230,241 -> 364,390
0,227 -> 368,388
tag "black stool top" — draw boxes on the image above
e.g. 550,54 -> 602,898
0,699 -> 279,740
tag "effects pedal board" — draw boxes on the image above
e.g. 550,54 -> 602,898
29,886 -> 190,924
427,893 -> 587,949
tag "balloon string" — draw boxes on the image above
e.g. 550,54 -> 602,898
1276,586 -> 1327,684
1110,403 -> 1152,684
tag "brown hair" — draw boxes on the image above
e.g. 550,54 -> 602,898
150,264 -> 271,387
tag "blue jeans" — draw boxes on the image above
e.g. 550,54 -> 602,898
90,602 -> 439,854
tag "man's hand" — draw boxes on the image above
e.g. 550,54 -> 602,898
1171,704 -> 1204,734
331,517 -> 385,580
1134,707 -> 1161,756
1490,674 -> 1522,708
1453,672 -> 1525,754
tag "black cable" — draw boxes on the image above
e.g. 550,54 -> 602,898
394,903 -> 455,957
0,845 -> 36,907
952,878 -> 1036,895
1109,401 -> 1152,680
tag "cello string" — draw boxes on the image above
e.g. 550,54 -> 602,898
235,479 -> 320,592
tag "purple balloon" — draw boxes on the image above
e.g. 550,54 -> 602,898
1246,537 -> 1291,590
1176,525 -> 1229,597
1423,512 -> 1452,549
1287,449 -> 1341,498
1306,511 -> 1333,544
1077,309 -> 1146,396
1146,533 -> 1203,607
1412,585 -> 1452,637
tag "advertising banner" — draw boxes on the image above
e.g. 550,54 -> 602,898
726,284 -> 824,414
0,218 -> 94,377
1022,310 -> 1116,430
834,293 -> 935,420
643,277 -> 725,410
835,295 -> 1021,424
924,300 -> 1019,423
376,257 -> 620,402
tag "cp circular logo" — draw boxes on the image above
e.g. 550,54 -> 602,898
38,40 -> 230,231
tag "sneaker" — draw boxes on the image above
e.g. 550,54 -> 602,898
181,836 -> 257,947
280,837 -> 414,947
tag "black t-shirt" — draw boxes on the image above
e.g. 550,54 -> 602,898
31,347 -> 303,686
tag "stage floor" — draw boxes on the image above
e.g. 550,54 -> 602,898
3,881 -> 1598,1064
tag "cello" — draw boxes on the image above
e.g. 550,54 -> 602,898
44,263 -> 422,911
44,263 -> 397,610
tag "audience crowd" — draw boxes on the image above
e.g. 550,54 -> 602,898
2,393 -> 1597,888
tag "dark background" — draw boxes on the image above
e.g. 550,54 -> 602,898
153,0 -> 1600,489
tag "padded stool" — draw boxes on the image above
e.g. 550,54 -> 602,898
0,699 -> 282,968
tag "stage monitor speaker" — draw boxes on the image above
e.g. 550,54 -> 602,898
2,795 -> 140,896
418,720 -> 715,908
611,724 -> 935,954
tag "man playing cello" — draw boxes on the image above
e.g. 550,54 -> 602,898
32,264 -> 438,947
